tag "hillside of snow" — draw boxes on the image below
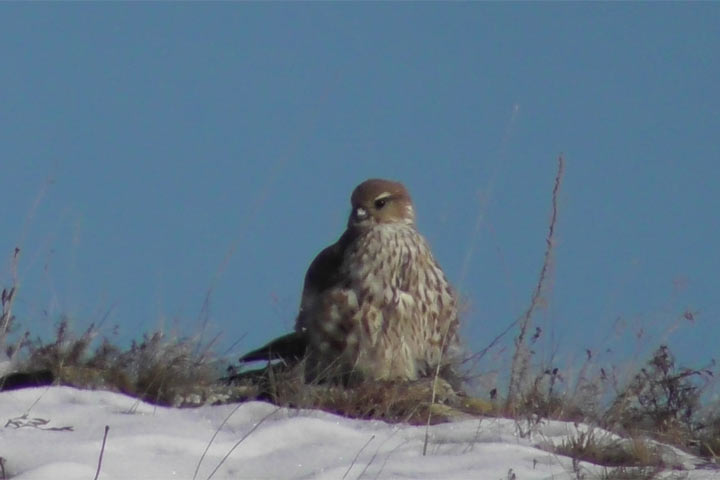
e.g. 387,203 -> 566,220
0,386 -> 717,479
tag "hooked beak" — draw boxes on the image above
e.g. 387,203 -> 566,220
354,207 -> 368,221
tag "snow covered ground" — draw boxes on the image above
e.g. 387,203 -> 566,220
0,386 -> 717,479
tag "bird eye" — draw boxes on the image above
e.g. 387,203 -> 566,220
374,198 -> 387,209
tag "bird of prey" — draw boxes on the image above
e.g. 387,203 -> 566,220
240,178 -> 460,383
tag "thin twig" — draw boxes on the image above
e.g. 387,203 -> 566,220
507,155 -> 565,410
342,434 -> 375,479
0,248 -> 21,349
205,407 -> 280,480
193,402 -> 244,480
372,439 -> 410,480
93,425 -> 110,480
356,427 -> 401,479
423,319 -> 454,456
458,103 -> 520,292
423,360 -> 444,457
194,143 -> 290,354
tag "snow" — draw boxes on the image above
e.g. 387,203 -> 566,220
1,386 -> 717,479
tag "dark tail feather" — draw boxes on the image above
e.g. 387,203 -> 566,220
239,332 -> 308,364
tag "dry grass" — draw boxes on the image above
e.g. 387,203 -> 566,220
4,318 -> 221,407
554,427 -> 663,468
225,359 -> 486,425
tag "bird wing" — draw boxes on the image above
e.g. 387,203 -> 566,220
296,229 -> 355,332
238,230 -> 355,365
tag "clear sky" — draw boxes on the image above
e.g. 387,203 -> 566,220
1,4 -> 718,377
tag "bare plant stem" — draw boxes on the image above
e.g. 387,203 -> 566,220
193,402 -> 244,480
342,434 -> 376,479
0,248 -> 21,351
423,360 -> 443,457
423,317 -> 456,456
506,155 -> 564,411
93,425 -> 110,480
205,407 -> 280,480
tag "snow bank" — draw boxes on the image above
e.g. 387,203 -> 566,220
0,387 -> 715,479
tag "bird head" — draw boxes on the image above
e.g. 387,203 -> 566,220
348,179 -> 415,229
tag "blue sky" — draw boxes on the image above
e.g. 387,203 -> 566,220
1,4 -> 718,376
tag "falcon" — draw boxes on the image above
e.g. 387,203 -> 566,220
240,179 -> 460,383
